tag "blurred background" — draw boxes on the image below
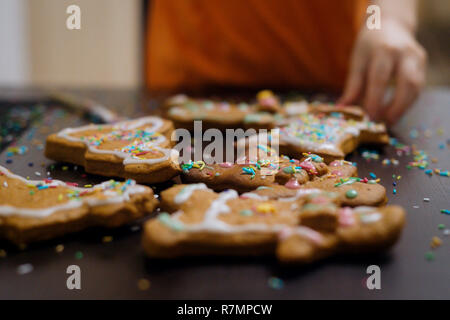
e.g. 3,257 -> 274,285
0,0 -> 448,89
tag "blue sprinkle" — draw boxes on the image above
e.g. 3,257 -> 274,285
369,172 -> 377,179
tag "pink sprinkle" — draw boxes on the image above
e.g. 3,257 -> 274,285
329,160 -> 342,167
285,178 -> 301,189
66,182 -> 78,187
338,207 -> 356,227
298,161 -> 317,174
219,162 -> 233,168
310,196 -> 330,204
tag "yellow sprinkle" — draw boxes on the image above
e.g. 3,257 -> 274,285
431,236 -> 442,249
137,278 -> 151,291
84,184 -> 92,188
55,244 -> 64,253
58,194 -> 63,201
257,89 -> 274,100
257,203 -> 276,214
102,236 -> 113,243
375,178 -> 381,183
397,176 -> 401,180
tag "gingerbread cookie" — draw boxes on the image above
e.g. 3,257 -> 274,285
277,111 -> 389,163
0,166 -> 158,245
142,184 -> 405,263
164,93 -> 279,131
282,99 -> 366,120
181,154 -> 387,207
45,116 -> 181,183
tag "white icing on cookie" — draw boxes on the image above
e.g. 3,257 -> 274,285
56,116 -> 178,165
284,101 -> 309,115
167,94 -> 189,105
164,188 -> 325,244
279,113 -> 386,154
0,166 -> 148,218
174,183 -> 208,204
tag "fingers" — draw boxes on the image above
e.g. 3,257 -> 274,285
384,47 -> 427,125
363,49 -> 395,120
337,48 -> 367,106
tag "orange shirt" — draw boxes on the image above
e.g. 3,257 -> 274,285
146,0 -> 367,92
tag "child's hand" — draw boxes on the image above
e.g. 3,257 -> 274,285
338,18 -> 427,125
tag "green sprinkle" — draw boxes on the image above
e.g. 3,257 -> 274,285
75,251 -> 83,260
283,166 -> 295,174
240,209 -> 253,216
345,189 -> 358,199
425,251 -> 434,261
438,224 -> 445,230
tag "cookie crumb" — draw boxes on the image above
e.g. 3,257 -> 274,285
102,236 -> 113,243
268,277 -> 284,290
431,236 -> 442,249
137,278 -> 151,291
425,251 -> 435,261
0,249 -> 6,258
17,263 -> 34,275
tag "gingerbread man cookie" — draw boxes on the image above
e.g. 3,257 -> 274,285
277,111 -> 389,163
142,184 -> 405,264
181,154 -> 387,207
45,116 -> 181,183
0,166 -> 158,245
164,93 -> 279,131
283,99 -> 366,120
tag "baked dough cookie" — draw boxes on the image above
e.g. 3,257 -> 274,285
277,111 -> 389,163
283,100 -> 366,120
164,93 -> 279,131
142,184 -> 405,264
0,166 -> 158,245
45,116 -> 181,183
181,154 -> 387,207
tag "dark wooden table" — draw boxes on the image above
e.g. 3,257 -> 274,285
0,87 -> 449,299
